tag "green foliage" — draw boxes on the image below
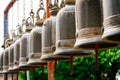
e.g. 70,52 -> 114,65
19,48 -> 120,80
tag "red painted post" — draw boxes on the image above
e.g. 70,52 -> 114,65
95,44 -> 99,70
46,0 -> 55,80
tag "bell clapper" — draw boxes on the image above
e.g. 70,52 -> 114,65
70,56 -> 74,76
95,44 -> 99,71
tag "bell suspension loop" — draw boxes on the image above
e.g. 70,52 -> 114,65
35,0 -> 46,25
22,0 -> 27,33
23,0 -> 25,20
17,0 -> 19,25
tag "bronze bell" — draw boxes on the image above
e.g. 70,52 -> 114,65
0,51 -> 3,73
19,33 -> 31,69
74,0 -> 118,50
102,0 -> 120,44
27,2 -> 47,67
3,48 -> 9,73
54,0 -> 95,56
40,0 -> 70,61
27,18 -> 46,66
8,44 -> 14,71
13,39 -> 20,70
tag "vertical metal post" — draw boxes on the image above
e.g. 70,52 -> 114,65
70,56 -> 73,76
11,73 -> 13,80
4,73 -> 8,80
46,0 -> 55,80
42,65 -> 44,80
95,44 -> 99,70
27,71 -> 30,80
25,71 -> 27,80
32,68 -> 34,80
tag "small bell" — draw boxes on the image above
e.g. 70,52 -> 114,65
102,0 -> 120,44
54,0 -> 95,56
19,18 -> 33,70
8,44 -> 14,71
3,48 -> 9,73
0,51 -> 3,73
13,39 -> 20,70
19,33 -> 31,70
27,16 -> 46,66
74,0 -> 118,49
41,0 -> 70,61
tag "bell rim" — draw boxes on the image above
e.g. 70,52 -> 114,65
8,66 -> 14,71
12,65 -> 19,70
54,48 -> 95,57
102,27 -> 120,44
40,53 -> 70,61
27,58 -> 47,67
74,35 -> 119,50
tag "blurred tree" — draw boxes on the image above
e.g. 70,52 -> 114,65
19,48 -> 120,80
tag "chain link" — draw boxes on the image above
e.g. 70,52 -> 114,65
11,6 -> 13,30
23,0 -> 25,19
39,0 -> 44,8
17,0 -> 19,25
31,0 -> 33,9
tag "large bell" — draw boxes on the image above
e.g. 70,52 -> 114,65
54,0 -> 95,56
41,0 -> 70,61
102,0 -> 120,43
27,24 -> 47,66
0,51 -> 3,73
74,0 -> 118,50
13,39 -> 20,70
27,5 -> 46,66
3,48 -> 9,73
8,44 -> 14,71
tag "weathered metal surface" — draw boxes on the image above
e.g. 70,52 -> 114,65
74,0 -> 118,50
41,9 -> 70,61
13,39 -> 20,70
54,1 -> 95,56
19,33 -> 30,68
27,24 -> 46,66
0,52 -> 3,73
8,44 -> 14,71
3,48 -> 9,73
102,0 -> 120,44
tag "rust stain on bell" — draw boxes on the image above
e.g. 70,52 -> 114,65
74,0 -> 118,50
